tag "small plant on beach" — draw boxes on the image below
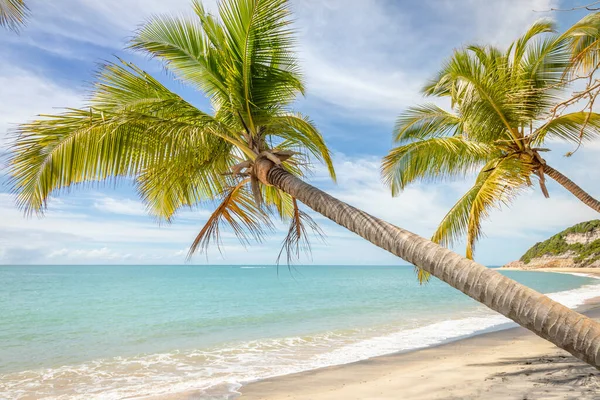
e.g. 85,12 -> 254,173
9,0 -> 600,369
383,16 -> 600,270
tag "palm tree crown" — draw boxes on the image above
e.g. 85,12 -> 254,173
382,17 -> 600,266
9,0 -> 335,261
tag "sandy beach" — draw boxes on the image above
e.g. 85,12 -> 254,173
502,267 -> 600,275
239,271 -> 600,400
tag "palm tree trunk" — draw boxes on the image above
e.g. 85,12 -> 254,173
255,158 -> 600,368
543,164 -> 600,213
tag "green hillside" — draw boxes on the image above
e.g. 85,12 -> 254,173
520,220 -> 600,265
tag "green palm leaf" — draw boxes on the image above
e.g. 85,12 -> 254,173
510,19 -> 556,68
382,136 -> 495,196
130,14 -> 229,101
561,12 -> 600,75
266,113 -> 336,180
393,104 -> 463,143
0,0 -> 28,32
188,178 -> 273,256
431,157 -> 534,260
534,111 -> 600,145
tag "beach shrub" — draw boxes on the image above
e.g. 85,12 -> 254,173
520,220 -> 600,265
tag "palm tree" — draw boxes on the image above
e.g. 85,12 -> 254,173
0,0 -> 28,31
382,18 -> 600,264
8,0 -> 600,368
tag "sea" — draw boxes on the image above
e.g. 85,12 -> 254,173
1,265 -> 599,399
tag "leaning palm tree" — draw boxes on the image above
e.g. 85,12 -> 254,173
383,18 -> 600,265
0,0 -> 28,31
8,0 -> 600,368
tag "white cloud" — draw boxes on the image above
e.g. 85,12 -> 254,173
309,155 -> 451,237
0,192 -> 214,246
6,0 -> 559,126
21,0 -> 216,49
0,64 -> 82,148
93,196 -> 148,216
0,191 -> 313,265
458,0 -> 558,46
294,0 -> 557,122
48,247 -> 132,261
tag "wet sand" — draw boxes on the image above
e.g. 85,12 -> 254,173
502,267 -> 600,276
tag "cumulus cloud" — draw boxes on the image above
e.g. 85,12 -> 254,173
293,0 -> 557,123
12,0 -> 215,49
93,196 -> 148,217
0,64 -> 82,147
48,247 -> 132,261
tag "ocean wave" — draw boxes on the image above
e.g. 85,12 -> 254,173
3,278 -> 600,399
315,277 -> 600,366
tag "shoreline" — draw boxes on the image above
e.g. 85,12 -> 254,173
237,271 -> 600,400
501,267 -> 600,276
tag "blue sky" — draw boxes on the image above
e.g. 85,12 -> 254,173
1,0 -> 599,266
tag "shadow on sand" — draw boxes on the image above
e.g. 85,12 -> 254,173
465,353 -> 600,399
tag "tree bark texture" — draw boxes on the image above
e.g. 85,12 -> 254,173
544,164 -> 600,213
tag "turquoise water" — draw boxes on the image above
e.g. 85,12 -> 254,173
0,265 -> 599,399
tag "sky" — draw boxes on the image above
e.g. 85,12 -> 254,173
1,0 -> 599,266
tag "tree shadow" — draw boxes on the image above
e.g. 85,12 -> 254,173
469,353 -> 600,390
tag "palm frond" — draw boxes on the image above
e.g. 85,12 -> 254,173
8,61 -> 241,215
561,12 -> 600,75
129,13 -> 231,107
266,113 -> 336,180
394,104 -> 462,143
520,34 -> 570,82
263,185 -> 294,219
511,19 -> 556,68
422,24 -> 573,146
277,198 -> 324,265
431,157 -> 534,260
136,141 -> 233,221
382,136 -> 495,196
188,179 -> 273,257
0,0 -> 28,32
516,35 -> 570,119
220,0 -> 302,124
9,109 -> 147,214
426,48 -> 521,143
534,111 -> 600,145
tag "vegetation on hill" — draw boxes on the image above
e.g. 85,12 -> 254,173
520,220 -> 600,264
